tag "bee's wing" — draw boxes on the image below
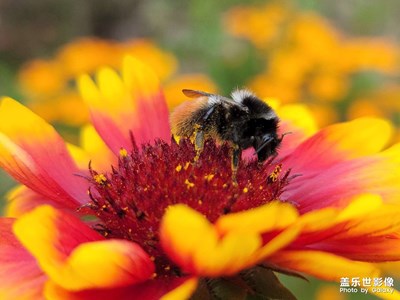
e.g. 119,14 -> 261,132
182,89 -> 242,107
182,89 -> 213,98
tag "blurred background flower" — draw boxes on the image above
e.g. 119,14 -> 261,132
1,0 -> 400,299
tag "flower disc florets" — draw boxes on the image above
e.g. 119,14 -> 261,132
84,138 -> 291,277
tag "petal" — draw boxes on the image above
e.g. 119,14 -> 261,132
284,143 -> 400,211
67,125 -> 116,172
79,125 -> 116,171
313,235 -> 400,262
276,103 -> 318,158
160,277 -> 198,300
13,205 -> 103,262
335,193 -> 383,222
290,194 -> 383,239
253,225 -> 302,262
66,142 -> 92,170
288,195 -> 400,261
214,202 -> 302,266
13,205 -> 154,291
310,205 -> 400,260
78,56 -> 170,154
0,97 -> 88,207
44,277 -> 194,300
160,204 -> 261,276
269,250 -> 380,281
59,239 -> 154,290
0,218 -> 46,300
216,200 -> 298,234
5,185 -> 68,217
282,117 -> 393,172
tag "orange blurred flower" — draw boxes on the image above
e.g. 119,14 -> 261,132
224,2 -> 288,49
163,74 -> 218,109
17,37 -> 178,126
225,2 -> 400,128
18,59 -> 65,96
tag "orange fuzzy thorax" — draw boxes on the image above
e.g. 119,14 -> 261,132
169,97 -> 208,137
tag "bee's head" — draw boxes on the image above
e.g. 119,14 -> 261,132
233,117 -> 280,160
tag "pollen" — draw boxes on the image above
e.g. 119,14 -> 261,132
204,174 -> 214,181
93,173 -> 108,185
184,162 -> 190,170
172,135 -> 181,144
243,187 -> 249,193
268,163 -> 282,183
185,179 -> 195,189
175,164 -> 182,172
119,148 -> 128,157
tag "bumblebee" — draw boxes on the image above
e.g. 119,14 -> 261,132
170,89 -> 282,178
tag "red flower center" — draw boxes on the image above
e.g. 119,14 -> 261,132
83,138 -> 292,277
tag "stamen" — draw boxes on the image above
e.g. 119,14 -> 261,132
93,174 -> 108,185
119,148 -> 128,157
268,164 -> 282,183
84,138 -> 292,277
185,179 -> 195,189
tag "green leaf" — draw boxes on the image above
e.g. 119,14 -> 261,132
207,277 -> 248,300
241,266 -> 298,300
190,268 -> 297,300
190,279 -> 212,300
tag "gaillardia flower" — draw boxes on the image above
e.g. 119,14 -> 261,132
1,57 -> 400,300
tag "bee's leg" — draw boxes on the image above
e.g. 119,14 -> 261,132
231,145 -> 242,185
194,129 -> 205,162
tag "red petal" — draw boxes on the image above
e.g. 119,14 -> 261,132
78,57 -> 170,154
44,277 -> 195,300
0,97 -> 88,208
0,218 -> 46,299
14,205 -> 154,291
